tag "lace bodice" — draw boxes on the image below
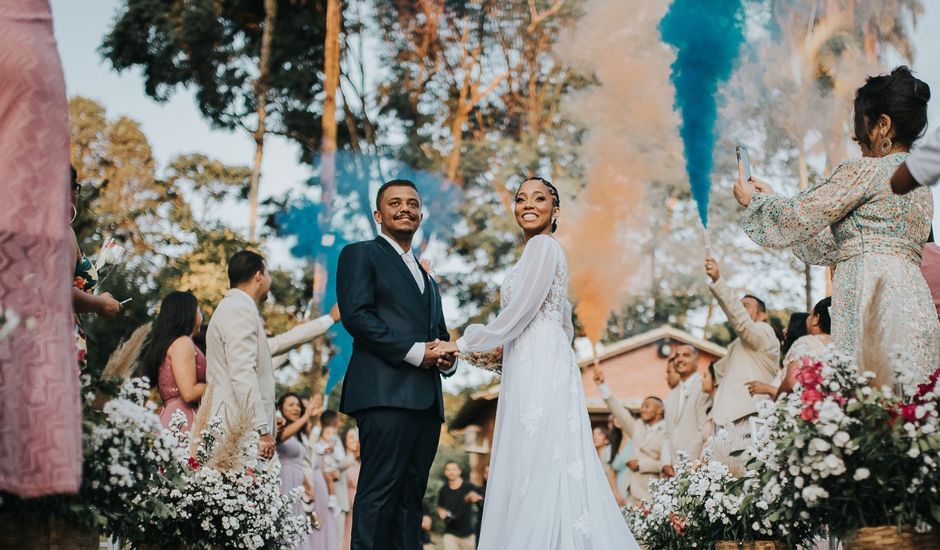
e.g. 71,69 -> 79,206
458,235 -> 574,353
500,240 -> 569,327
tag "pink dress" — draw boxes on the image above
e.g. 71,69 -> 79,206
0,0 -> 80,497
157,340 -> 207,429
343,461 -> 360,550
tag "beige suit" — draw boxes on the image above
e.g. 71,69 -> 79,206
662,371 -> 712,465
600,385 -> 666,502
708,277 -> 780,426
206,288 -> 334,434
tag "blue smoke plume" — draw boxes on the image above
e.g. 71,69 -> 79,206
660,0 -> 746,227
276,151 -> 460,393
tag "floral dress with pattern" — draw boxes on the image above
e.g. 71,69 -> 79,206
742,153 -> 940,381
73,253 -> 98,367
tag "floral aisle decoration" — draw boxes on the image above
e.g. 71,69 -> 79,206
81,376 -> 182,537
744,349 -> 940,544
145,408 -> 311,549
625,447 -> 765,549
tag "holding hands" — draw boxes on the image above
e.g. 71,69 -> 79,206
422,339 -> 458,372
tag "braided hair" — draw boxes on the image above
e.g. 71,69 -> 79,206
517,175 -> 560,233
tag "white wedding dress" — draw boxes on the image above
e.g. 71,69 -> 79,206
457,235 -> 639,550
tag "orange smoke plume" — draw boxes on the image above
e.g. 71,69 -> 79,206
555,0 -> 684,344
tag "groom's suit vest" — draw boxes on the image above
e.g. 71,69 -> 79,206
336,237 -> 450,420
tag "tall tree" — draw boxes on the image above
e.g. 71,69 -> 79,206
320,0 -> 342,214
101,0 -> 331,239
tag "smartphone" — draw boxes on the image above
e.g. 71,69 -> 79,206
736,145 -> 752,181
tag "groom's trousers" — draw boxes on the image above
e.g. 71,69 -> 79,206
351,405 -> 441,550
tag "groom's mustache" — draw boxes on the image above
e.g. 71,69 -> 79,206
394,213 -> 416,220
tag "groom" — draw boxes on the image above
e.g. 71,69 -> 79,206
337,179 -> 456,550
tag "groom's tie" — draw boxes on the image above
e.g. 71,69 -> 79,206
402,253 -> 426,294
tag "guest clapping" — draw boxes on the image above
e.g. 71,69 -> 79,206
141,291 -> 206,428
276,392 -> 325,550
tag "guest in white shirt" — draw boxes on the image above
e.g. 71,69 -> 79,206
892,125 -> 940,193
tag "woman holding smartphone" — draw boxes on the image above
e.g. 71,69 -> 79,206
733,66 -> 939,380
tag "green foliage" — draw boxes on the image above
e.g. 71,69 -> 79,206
101,0 -> 333,155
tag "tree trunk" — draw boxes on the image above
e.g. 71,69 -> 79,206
446,105 -> 469,183
247,0 -> 278,241
321,0 -> 342,218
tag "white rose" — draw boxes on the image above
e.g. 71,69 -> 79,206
833,431 -> 850,447
853,468 -> 871,481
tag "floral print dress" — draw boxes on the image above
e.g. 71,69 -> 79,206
73,253 -> 98,366
742,153 -> 940,381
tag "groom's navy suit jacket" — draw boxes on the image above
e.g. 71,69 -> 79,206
336,236 -> 451,421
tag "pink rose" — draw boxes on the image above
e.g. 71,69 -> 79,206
801,406 -> 818,422
802,388 -> 824,406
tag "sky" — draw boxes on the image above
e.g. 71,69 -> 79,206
51,0 -> 940,344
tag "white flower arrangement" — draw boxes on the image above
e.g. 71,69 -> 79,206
742,349 -> 940,542
146,411 -> 312,549
81,376 -> 181,537
625,449 -> 760,548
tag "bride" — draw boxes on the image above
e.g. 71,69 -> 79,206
433,177 -> 638,549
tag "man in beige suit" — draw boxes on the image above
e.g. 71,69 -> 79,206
593,364 -> 666,503
705,257 -> 780,449
661,344 -> 712,476
207,250 -> 339,460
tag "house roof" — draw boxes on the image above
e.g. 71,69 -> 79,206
577,325 -> 726,368
449,325 -> 726,430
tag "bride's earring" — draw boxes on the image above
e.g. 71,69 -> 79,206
70,205 -> 78,224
